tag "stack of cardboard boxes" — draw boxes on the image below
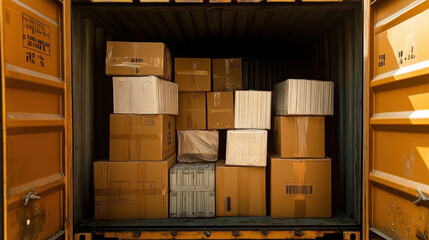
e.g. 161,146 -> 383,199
93,41 -> 178,220
270,79 -> 334,218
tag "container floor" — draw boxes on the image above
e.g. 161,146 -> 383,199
76,212 -> 359,232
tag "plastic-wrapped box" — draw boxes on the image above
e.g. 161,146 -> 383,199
169,163 -> 215,218
113,76 -> 178,115
226,130 -> 267,167
234,91 -> 272,130
177,130 -> 219,163
275,79 -> 334,115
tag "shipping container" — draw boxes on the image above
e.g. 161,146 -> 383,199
1,0 -> 428,239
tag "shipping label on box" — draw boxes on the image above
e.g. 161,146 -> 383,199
274,116 -> 325,158
269,155 -> 331,218
207,92 -> 234,129
216,161 -> 266,216
106,41 -> 172,80
94,154 -> 176,220
212,58 -> 242,91
234,91 -> 272,130
226,130 -> 267,167
110,114 -> 175,161
175,58 -> 211,91
113,76 -> 178,115
176,92 -> 206,130
177,130 -> 219,163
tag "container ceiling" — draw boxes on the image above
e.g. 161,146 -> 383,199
74,2 -> 360,57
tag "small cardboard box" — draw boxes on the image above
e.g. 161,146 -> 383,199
177,130 -> 219,163
269,155 -> 331,218
212,58 -> 242,91
207,92 -> 234,129
274,116 -> 325,158
94,153 -> 176,220
226,130 -> 267,167
106,41 -> 171,80
110,114 -> 175,161
216,161 -> 266,216
113,76 -> 178,115
176,92 -> 206,130
175,58 -> 211,92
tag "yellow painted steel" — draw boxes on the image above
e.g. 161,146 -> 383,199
1,0 -> 72,239
366,0 -> 429,239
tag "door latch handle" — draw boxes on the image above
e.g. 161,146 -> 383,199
413,189 -> 429,205
23,188 -> 41,206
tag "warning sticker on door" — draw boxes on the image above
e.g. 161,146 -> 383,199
22,13 -> 51,56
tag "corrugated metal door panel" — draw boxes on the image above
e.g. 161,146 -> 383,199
366,0 -> 429,239
1,0 -> 72,239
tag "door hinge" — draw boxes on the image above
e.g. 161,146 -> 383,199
413,189 -> 429,205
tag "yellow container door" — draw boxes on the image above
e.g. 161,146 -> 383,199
0,0 -> 72,239
364,0 -> 429,239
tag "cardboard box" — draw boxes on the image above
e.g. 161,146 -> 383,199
275,79 -> 334,115
177,130 -> 219,163
212,58 -> 242,91
270,155 -> 331,218
216,161 -> 266,216
106,41 -> 171,80
175,58 -> 211,92
177,92 -> 206,130
274,116 -> 325,158
94,153 -> 176,220
207,92 -> 234,129
110,115 -> 175,161
113,76 -> 178,115
226,130 -> 267,167
234,91 -> 272,130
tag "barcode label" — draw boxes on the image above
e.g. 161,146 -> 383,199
285,185 -> 313,195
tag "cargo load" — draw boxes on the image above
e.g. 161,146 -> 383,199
93,153 -> 176,220
216,161 -> 266,216
113,76 -> 178,115
105,41 -> 172,80
274,116 -> 325,158
109,114 -> 175,161
177,130 -> 219,163
269,155 -> 331,218
207,92 -> 234,129
175,58 -> 211,92
226,130 -> 267,167
275,79 -> 334,115
212,58 -> 243,91
234,91 -> 272,130
176,92 -> 206,130
169,163 -> 215,218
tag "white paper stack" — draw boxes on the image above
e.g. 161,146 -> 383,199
113,76 -> 178,115
234,91 -> 272,130
275,79 -> 334,115
225,130 -> 267,167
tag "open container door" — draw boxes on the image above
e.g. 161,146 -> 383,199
365,0 -> 429,239
0,0 -> 72,239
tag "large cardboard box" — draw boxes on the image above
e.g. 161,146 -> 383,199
216,161 -> 266,216
275,79 -> 334,115
177,130 -> 219,163
113,76 -> 178,115
207,92 -> 234,129
212,58 -> 242,91
270,155 -> 331,218
106,41 -> 171,80
234,91 -> 272,130
274,116 -> 325,158
226,130 -> 267,167
175,58 -> 211,92
170,163 -> 215,218
110,114 -> 175,161
94,153 -> 176,220
177,92 -> 206,130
